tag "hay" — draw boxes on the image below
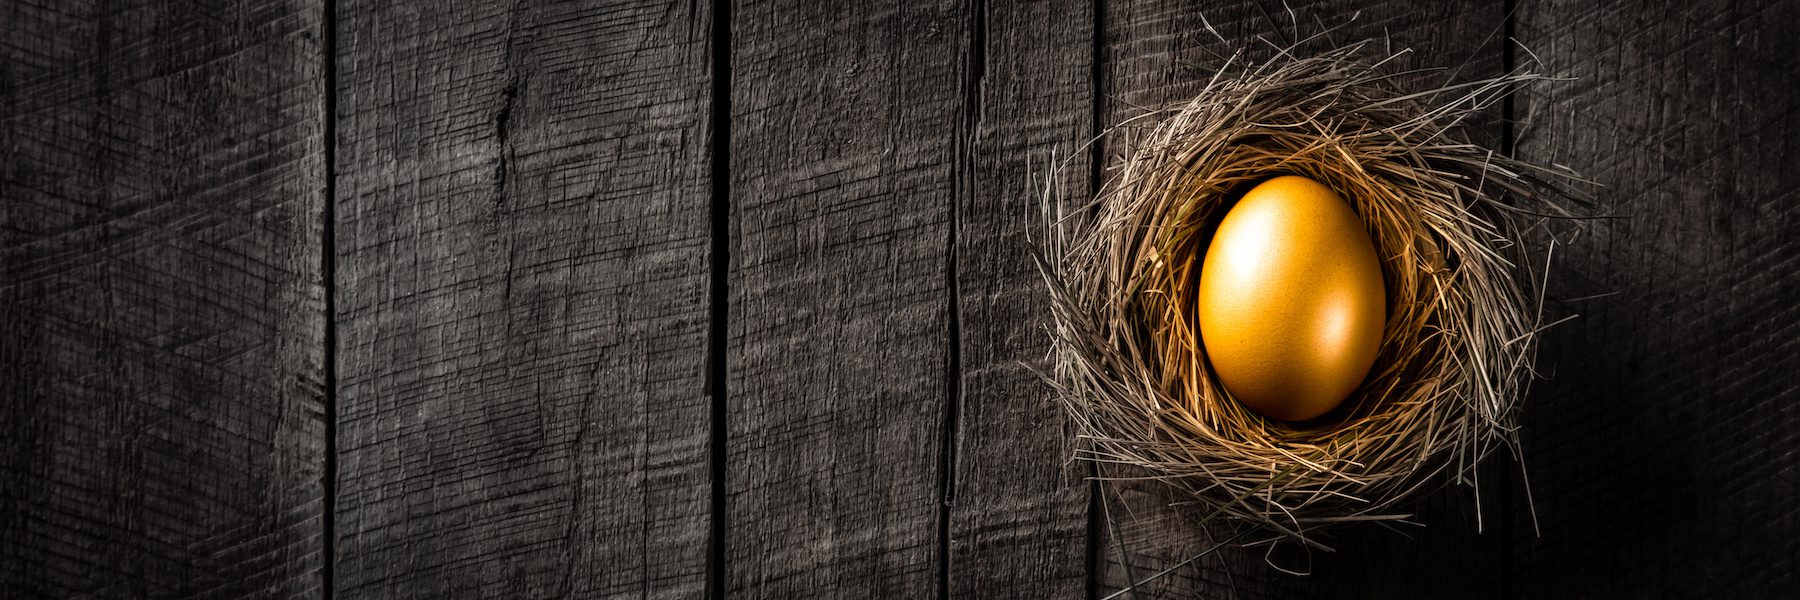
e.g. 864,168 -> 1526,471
1037,39 -> 1586,551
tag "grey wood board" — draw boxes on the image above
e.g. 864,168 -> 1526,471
332,1 -> 714,597
1513,0 -> 1800,597
950,0 -> 1095,598
724,0 -> 962,596
1,0 -> 328,597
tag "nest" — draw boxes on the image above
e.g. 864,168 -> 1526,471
1039,41 -> 1584,550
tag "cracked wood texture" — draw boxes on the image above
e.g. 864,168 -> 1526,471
1096,1 -> 1512,598
6,0 -> 1800,598
1513,0 -> 1800,598
725,0 -> 961,596
332,1 -> 713,597
0,0 -> 327,594
951,1 -> 1094,598
1,0 -> 328,597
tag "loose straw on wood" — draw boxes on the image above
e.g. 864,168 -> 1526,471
1037,40 -> 1585,550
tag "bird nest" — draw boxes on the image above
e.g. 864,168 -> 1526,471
1038,42 -> 1584,549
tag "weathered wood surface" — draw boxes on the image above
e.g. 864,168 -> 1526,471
332,1 -> 714,597
724,0 -> 961,596
1514,0 -> 1800,598
950,1 -> 1094,598
1,0 -> 328,598
5,0 -> 1800,597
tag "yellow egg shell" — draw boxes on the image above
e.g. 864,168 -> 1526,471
1197,176 -> 1386,421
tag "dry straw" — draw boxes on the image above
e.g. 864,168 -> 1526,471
1037,36 -> 1587,554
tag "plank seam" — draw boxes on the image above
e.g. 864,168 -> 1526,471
706,0 -> 733,597
321,0 -> 340,596
1500,1 -> 1517,597
1085,2 -> 1106,598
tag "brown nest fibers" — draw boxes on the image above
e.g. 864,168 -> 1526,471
1037,40 -> 1586,552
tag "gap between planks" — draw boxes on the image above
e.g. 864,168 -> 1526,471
707,0 -> 734,598
321,0 -> 341,597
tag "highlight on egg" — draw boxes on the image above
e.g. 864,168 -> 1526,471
1196,176 -> 1386,421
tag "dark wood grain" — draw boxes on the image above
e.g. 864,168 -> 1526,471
1097,1 -> 1511,597
332,1 -> 714,596
724,0 -> 963,596
5,0 -> 1797,596
949,1 -> 1094,598
0,0 -> 327,597
1513,1 -> 1800,597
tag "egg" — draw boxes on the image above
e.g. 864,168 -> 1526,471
1196,176 -> 1386,421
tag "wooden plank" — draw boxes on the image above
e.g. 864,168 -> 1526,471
332,1 -> 714,596
0,0 -> 326,597
1512,0 -> 1800,596
724,0 -> 963,596
1096,1 -> 1510,596
949,0 -> 1094,598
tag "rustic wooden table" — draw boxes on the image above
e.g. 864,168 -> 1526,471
4,0 -> 1796,598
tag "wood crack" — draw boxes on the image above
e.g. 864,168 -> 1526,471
493,77 -> 520,200
940,1 -> 985,598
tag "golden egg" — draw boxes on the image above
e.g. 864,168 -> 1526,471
1197,176 -> 1386,421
